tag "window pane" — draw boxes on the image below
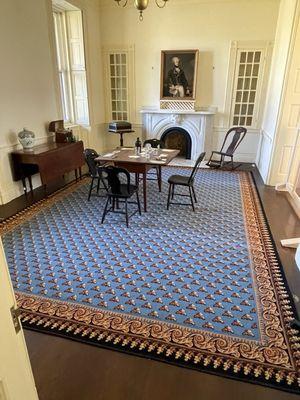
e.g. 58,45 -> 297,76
251,78 -> 257,90
254,52 -> 261,62
121,54 -> 126,64
242,91 -> 249,102
236,91 -> 242,102
253,64 -> 259,76
249,91 -> 255,102
110,65 -> 115,76
246,64 -> 252,76
239,64 -> 245,76
239,116 -> 245,125
246,117 -> 252,125
241,104 -> 247,115
116,54 -> 120,64
244,78 -> 250,90
247,52 -> 254,62
234,104 -> 241,115
247,104 -> 254,115
237,78 -> 243,90
240,52 -> 246,63
110,54 -> 114,64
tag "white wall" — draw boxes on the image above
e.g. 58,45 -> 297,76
0,0 -> 60,204
99,0 -> 280,156
258,0 -> 299,182
0,0 -> 105,205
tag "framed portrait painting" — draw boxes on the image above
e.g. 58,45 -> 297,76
160,50 -> 199,100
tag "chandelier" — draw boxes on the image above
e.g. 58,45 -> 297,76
114,0 -> 169,21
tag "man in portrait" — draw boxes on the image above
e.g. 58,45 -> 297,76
166,56 -> 190,98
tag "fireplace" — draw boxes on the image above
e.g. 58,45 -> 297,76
141,109 -> 215,161
161,128 -> 192,159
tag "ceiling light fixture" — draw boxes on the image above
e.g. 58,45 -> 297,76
114,0 -> 169,21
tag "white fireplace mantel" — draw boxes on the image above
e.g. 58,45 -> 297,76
140,109 -> 215,161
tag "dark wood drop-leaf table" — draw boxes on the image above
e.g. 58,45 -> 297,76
11,141 -> 85,194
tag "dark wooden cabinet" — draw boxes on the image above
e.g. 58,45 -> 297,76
11,141 -> 85,193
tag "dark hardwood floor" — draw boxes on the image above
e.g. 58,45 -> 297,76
1,166 -> 300,400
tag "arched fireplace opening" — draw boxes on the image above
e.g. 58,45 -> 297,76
161,128 -> 192,159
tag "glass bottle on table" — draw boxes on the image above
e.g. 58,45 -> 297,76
135,137 -> 142,155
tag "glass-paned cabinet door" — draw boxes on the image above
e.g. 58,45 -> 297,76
231,50 -> 264,128
109,52 -> 129,121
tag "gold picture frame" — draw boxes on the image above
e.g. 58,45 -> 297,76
160,49 -> 199,100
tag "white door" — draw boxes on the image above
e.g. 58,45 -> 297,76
0,238 -> 39,400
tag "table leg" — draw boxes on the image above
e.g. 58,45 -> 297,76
28,176 -> 33,193
158,165 -> 162,192
143,172 -> 147,212
21,177 -> 27,195
119,132 -> 124,147
79,167 -> 82,179
75,169 -> 78,182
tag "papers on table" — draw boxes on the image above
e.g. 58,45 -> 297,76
128,155 -> 140,158
161,149 -> 174,152
102,150 -> 120,157
102,153 -> 115,157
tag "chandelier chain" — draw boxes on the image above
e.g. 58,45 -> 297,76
115,0 -> 169,19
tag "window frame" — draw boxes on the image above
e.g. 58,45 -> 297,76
103,45 -> 135,123
52,3 -> 90,126
223,41 -> 273,130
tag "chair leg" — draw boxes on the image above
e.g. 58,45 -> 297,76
101,197 -> 110,224
97,177 -> 100,193
167,184 -> 172,210
88,178 -> 94,201
231,156 -> 234,170
125,198 -> 129,227
136,192 -> 141,215
101,176 -> 108,191
189,186 -> 195,212
220,155 -> 225,168
112,197 -> 115,211
191,185 -> 197,203
156,166 -> 161,192
171,184 -> 175,199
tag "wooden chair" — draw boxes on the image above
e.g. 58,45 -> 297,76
137,139 -> 165,192
167,152 -> 206,212
100,166 -> 141,227
206,127 -> 247,170
83,148 -> 108,200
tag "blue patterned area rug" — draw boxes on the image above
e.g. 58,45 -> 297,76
1,168 -> 299,392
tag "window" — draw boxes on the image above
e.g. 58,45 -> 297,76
103,45 -> 135,123
53,5 -> 89,125
109,52 -> 129,121
224,41 -> 272,130
232,50 -> 262,126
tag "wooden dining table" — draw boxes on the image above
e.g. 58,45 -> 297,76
95,148 -> 179,212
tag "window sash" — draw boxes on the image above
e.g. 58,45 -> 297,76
53,9 -> 89,125
108,52 -> 129,121
230,49 -> 264,128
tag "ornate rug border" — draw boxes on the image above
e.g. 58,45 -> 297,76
2,169 -> 300,392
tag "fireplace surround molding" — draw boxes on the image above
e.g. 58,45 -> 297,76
140,109 -> 215,161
